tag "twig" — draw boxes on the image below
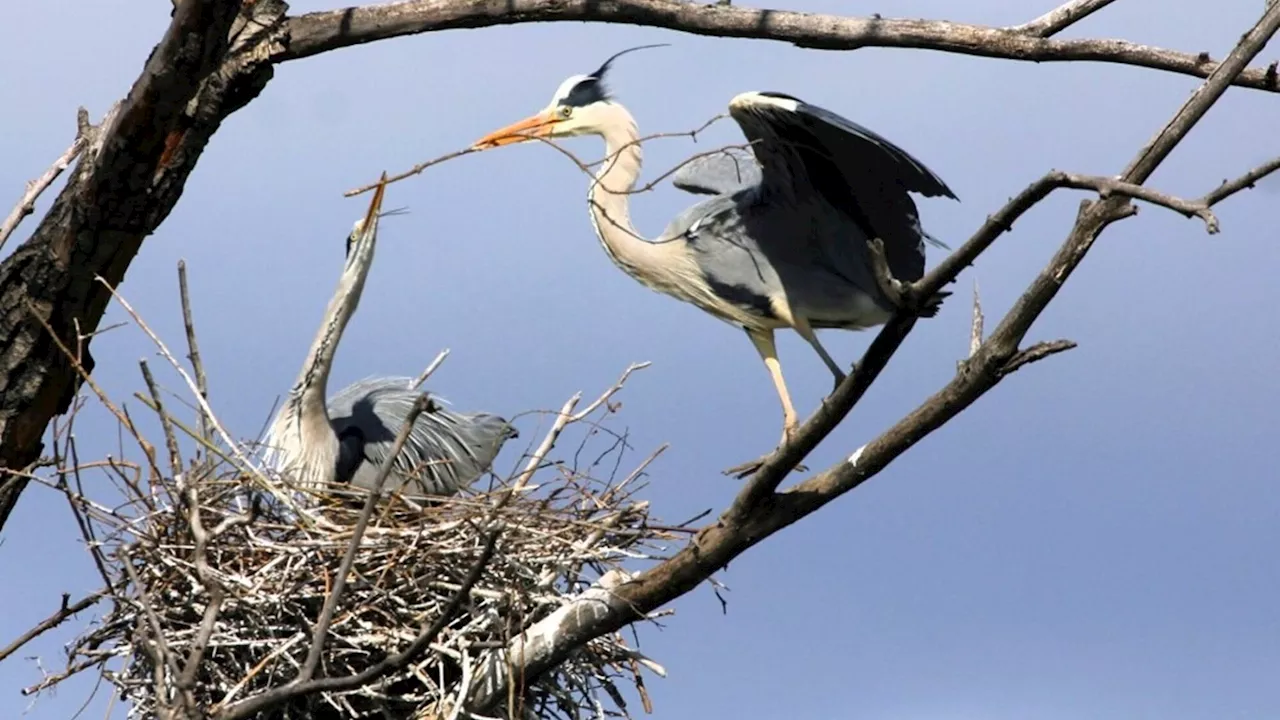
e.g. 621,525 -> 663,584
345,115 -> 728,198
1007,0 -> 1120,37
25,299 -> 164,487
344,147 -> 480,196
0,109 -> 88,250
132,393 -> 239,470
98,277 -> 291,511
570,362 -> 650,422
506,363 -> 649,496
1202,156 -> 1280,205
0,591 -> 104,662
409,349 -> 450,390
1056,172 -> 1221,232
177,260 -> 212,448
120,552 -> 192,712
281,1 -> 1280,96
1001,339 -> 1078,375
139,360 -> 184,479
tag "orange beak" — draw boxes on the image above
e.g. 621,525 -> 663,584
471,110 -> 560,150
362,172 -> 388,231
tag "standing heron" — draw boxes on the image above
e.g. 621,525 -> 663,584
469,48 -> 958,447
262,178 -> 517,499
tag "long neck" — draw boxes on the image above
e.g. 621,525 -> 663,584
289,244 -> 372,426
587,104 -> 669,283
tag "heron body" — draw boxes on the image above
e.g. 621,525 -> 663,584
472,49 -> 957,445
262,180 -> 517,499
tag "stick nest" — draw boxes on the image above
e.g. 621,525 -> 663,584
48,415 -> 671,720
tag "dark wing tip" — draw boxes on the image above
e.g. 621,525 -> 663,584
756,90 -> 803,103
771,95 -> 959,201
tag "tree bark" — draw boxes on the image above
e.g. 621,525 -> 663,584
0,0 -> 288,530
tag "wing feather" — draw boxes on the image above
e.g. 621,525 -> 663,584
671,147 -> 763,196
726,92 -> 956,283
327,377 -> 517,498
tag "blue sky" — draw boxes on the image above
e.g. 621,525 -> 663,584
3,1 -> 1278,718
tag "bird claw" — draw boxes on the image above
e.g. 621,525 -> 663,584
722,454 -> 810,479
723,425 -> 809,479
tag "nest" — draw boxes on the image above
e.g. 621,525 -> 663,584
27,364 -> 674,720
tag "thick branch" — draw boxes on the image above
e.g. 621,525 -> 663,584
0,0 -> 288,533
280,0 -> 1279,94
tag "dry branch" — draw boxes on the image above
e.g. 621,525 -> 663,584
280,0 -> 1280,94
1008,0 -> 1120,37
0,111 -> 89,250
0,591 -> 104,663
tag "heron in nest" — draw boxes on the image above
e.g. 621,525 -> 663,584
263,177 -> 517,499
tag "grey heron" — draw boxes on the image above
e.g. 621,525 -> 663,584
262,178 -> 517,499
470,49 -> 958,447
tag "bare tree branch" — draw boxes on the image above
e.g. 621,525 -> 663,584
280,0 -> 1280,94
0,591 -> 104,663
1054,172 -> 1222,231
0,110 -> 88,251
1007,0 -> 1120,37
1203,156 -> 1280,205
177,261 -> 212,449
1001,339 -> 1078,375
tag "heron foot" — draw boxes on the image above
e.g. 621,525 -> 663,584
830,370 -> 848,394
722,422 -> 809,479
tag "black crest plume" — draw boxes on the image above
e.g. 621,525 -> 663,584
559,43 -> 670,108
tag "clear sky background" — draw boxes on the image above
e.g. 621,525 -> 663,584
2,1 -> 1278,718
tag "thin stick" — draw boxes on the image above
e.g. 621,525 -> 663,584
0,110 -> 88,249
1007,0 -> 1120,37
98,278 -> 291,510
139,360 -> 184,478
409,349 -> 450,390
177,260 -> 212,448
0,591 -> 104,662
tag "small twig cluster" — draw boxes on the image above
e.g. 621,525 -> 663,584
6,269 -> 673,720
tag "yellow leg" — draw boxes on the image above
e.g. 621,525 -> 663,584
792,316 -> 846,389
746,328 -> 799,445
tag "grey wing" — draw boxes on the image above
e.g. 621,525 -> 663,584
671,147 -> 763,196
727,92 -> 957,283
327,376 -> 518,498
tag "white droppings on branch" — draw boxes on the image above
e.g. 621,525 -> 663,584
847,445 -> 866,468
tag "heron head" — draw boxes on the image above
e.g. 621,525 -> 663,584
470,44 -> 668,150
344,177 -> 410,259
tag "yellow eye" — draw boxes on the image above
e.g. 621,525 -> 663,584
558,106 -> 573,118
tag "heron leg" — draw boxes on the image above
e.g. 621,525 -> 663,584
792,317 -> 847,390
746,328 -> 799,444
